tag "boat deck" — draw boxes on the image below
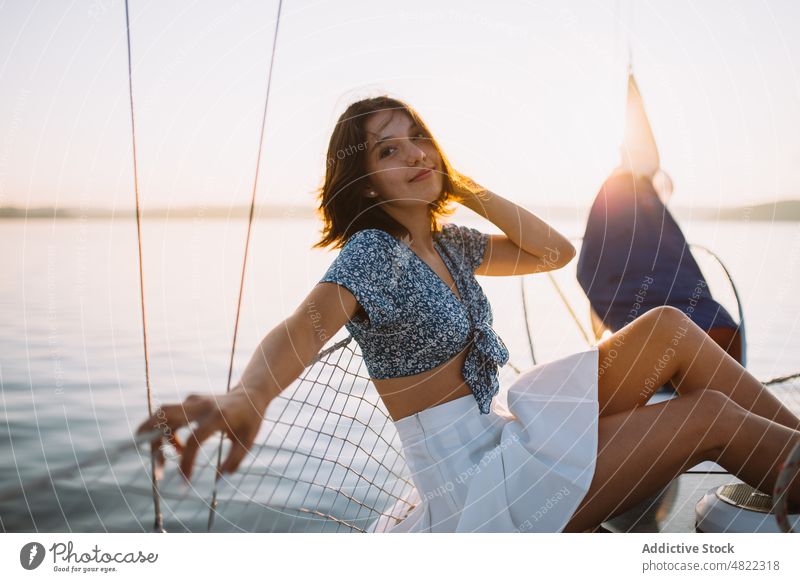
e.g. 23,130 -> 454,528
601,468 -> 737,532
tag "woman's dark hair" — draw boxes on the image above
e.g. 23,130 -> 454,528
313,95 -> 475,250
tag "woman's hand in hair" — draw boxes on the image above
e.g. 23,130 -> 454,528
450,171 -> 489,209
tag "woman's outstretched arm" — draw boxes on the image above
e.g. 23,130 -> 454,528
234,283 -> 355,405
136,281 -> 360,480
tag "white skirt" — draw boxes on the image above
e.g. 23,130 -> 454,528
387,346 -> 600,532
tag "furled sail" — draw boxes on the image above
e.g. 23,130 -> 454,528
618,72 -> 660,180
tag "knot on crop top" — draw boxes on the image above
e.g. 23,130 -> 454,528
319,223 -> 510,414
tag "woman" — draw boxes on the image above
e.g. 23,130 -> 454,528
137,96 -> 800,532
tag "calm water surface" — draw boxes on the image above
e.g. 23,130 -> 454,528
2,216 -> 799,531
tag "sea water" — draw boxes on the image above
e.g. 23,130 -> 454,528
1,216 -> 799,532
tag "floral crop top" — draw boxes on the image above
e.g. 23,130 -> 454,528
318,223 -> 509,414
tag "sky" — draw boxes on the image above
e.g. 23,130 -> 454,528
1,0 -> 799,212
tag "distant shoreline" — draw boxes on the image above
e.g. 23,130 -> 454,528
2,200 -> 800,221
0,205 -> 317,220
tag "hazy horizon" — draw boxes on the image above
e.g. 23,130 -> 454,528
6,198 -> 800,225
4,196 -> 800,213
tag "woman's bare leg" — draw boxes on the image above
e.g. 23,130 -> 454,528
563,389 -> 800,532
596,306 -> 800,431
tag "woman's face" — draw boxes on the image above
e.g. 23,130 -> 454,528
362,110 -> 444,207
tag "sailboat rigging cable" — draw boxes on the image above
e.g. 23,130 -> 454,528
206,0 -> 284,533
123,0 -> 163,533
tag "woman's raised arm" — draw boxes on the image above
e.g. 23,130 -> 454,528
135,281 -> 361,481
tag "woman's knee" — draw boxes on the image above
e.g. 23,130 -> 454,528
643,305 -> 691,333
615,306 -> 689,348
631,306 -> 697,360
690,388 -> 739,417
686,389 -> 742,454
